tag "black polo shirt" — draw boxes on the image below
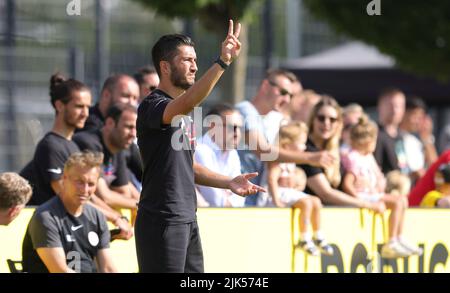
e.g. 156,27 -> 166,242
137,89 -> 196,224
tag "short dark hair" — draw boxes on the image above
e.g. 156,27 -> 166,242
49,73 -> 89,109
206,103 -> 236,117
265,68 -> 298,83
152,34 -> 195,76
406,96 -> 427,111
378,87 -> 404,103
101,74 -> 131,95
133,66 -> 157,86
105,103 -> 137,124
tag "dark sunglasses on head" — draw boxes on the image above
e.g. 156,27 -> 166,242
316,114 -> 338,124
268,80 -> 292,98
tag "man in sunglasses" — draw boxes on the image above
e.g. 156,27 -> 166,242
235,69 -> 335,205
194,104 -> 246,207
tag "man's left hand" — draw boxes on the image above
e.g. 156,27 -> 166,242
228,172 -> 266,197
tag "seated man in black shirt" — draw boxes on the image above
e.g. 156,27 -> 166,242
19,73 -> 132,239
80,74 -> 143,191
74,104 -> 138,211
22,151 -> 117,273
21,73 -> 91,205
0,172 -> 32,226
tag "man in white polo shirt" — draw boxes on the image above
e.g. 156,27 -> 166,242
195,104 -> 245,207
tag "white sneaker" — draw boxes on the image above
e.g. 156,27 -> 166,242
398,239 -> 423,256
381,241 -> 411,259
296,240 -> 320,256
314,238 -> 334,256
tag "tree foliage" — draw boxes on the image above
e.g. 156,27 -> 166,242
129,0 -> 262,103
131,0 -> 256,34
303,0 -> 450,80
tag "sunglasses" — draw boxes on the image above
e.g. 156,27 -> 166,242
268,80 -> 292,98
149,85 -> 157,91
316,114 -> 338,124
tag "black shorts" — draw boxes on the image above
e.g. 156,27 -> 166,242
135,210 -> 204,273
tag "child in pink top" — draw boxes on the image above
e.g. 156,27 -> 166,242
341,116 -> 422,259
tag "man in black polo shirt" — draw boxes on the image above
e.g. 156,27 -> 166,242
74,104 -> 138,212
22,151 -> 117,273
136,20 -> 265,273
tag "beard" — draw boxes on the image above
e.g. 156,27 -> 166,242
110,131 -> 132,150
170,63 -> 194,90
64,109 -> 85,129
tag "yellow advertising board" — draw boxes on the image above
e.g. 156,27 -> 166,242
0,207 -> 448,273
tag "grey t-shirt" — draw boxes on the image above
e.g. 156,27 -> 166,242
22,197 -> 110,273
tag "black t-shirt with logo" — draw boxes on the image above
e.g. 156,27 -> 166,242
137,89 -> 196,224
20,132 -> 80,205
73,129 -> 129,187
22,196 -> 110,273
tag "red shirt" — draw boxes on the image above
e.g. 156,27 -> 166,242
409,150 -> 450,206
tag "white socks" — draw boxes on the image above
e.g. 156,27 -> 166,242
314,230 -> 325,241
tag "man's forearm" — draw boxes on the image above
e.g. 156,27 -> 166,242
194,162 -> 230,189
88,195 -> 122,222
163,64 -> 225,124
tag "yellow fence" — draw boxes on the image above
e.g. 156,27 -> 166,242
0,207 -> 449,273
